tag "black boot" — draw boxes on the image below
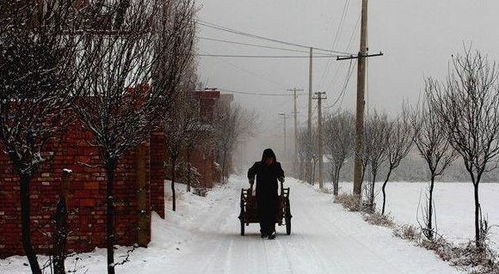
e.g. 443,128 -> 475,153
268,231 -> 276,240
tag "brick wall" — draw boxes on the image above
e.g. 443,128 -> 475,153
0,90 -> 226,258
0,120 -> 157,258
186,147 -> 219,189
150,132 -> 166,218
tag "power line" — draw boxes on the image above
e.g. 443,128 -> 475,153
325,59 -> 355,110
210,57 -> 287,88
198,36 -> 311,54
324,14 -> 361,94
332,0 -> 352,53
319,0 -> 352,89
218,88 -> 304,97
346,14 -> 361,51
197,54 -> 342,59
197,19 -> 353,55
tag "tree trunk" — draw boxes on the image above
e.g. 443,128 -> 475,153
473,183 -> 481,249
221,150 -> 227,183
53,195 -> 68,274
105,165 -> 116,274
427,175 -> 435,240
311,161 -> 316,185
333,167 -> 340,196
171,157 -> 177,212
360,164 -> 366,185
186,150 -> 191,192
369,173 -> 376,211
381,169 -> 393,215
381,180 -> 387,215
20,174 -> 42,274
300,160 -> 305,180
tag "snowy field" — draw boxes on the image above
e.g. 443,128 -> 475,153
337,181 -> 499,252
1,177 -> 460,273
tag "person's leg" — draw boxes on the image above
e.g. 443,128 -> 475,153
260,222 -> 267,237
258,199 -> 268,237
268,197 -> 277,239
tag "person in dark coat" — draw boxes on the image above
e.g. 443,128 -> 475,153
247,148 -> 285,239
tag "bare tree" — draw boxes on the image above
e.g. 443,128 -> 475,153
412,81 -> 457,240
310,128 -> 320,185
430,48 -> 499,249
296,128 -> 309,181
324,111 -> 355,195
171,63 -> 216,193
179,65 -> 208,193
213,103 -> 257,183
381,108 -> 413,215
359,136 -> 370,186
363,111 -> 391,212
73,1 -> 196,272
0,1 -> 92,273
164,90 -> 202,212
183,102 -> 209,193
52,169 -> 73,274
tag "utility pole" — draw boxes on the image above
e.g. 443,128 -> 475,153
353,0 -> 368,197
307,47 -> 313,185
313,92 -> 327,189
278,113 -> 288,157
337,0 -> 383,196
287,88 -> 303,171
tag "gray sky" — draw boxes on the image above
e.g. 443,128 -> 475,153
196,0 -> 499,165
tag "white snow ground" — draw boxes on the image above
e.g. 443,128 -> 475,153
0,177 -> 459,274
337,181 -> 499,252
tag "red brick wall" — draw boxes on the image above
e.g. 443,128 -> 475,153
187,147 -> 218,188
194,90 -> 219,123
0,121 -> 156,258
0,90 -> 227,258
150,133 -> 166,218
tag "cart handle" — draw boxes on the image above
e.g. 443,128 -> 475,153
249,179 -> 255,195
279,177 -> 285,196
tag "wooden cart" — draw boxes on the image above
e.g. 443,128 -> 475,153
238,181 -> 292,236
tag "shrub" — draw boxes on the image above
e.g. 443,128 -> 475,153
419,237 -> 454,262
417,234 -> 498,273
449,242 -> 499,274
364,212 -> 395,227
334,193 -> 362,212
393,224 -> 421,241
193,187 -> 208,197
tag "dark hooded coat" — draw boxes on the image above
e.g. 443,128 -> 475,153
247,149 -> 285,233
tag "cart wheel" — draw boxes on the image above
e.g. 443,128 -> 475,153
285,200 -> 292,235
239,188 -> 246,236
240,219 -> 245,236
286,217 -> 291,235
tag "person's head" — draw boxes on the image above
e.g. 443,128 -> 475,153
261,148 -> 276,166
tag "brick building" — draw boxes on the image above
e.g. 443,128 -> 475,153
0,89 -> 229,258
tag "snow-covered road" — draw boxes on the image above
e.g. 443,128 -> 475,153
147,177 -> 458,274
0,177 -> 459,273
